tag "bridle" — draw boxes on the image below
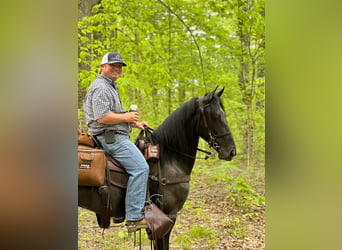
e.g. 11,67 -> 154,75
165,96 -> 232,160
148,95 -> 232,189
197,96 -> 231,152
166,96 -> 232,160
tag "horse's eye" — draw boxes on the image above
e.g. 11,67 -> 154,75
212,106 -> 224,118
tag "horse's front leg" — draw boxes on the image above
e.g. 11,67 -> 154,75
155,229 -> 173,250
152,213 -> 176,250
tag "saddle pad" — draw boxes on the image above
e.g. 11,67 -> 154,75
78,145 -> 106,186
106,156 -> 128,189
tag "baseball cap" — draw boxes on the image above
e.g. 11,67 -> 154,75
101,52 -> 127,66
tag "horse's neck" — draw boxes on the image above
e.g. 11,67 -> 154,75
157,118 -> 199,156
155,105 -> 200,175
160,133 -> 198,176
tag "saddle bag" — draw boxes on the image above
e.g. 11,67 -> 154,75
78,145 -> 106,186
144,143 -> 160,162
135,129 -> 147,153
144,201 -> 174,240
135,127 -> 160,162
78,129 -> 95,147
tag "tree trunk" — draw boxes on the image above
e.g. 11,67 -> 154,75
78,0 -> 101,111
237,0 -> 255,167
78,0 -> 101,20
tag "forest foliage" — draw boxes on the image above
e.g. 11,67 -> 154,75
78,0 -> 265,167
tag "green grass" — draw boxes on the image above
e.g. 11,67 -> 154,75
227,217 -> 247,238
78,208 -> 151,249
175,225 -> 217,250
196,160 -> 265,215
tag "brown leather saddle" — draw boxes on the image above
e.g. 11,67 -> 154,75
95,155 -> 128,229
106,155 -> 129,189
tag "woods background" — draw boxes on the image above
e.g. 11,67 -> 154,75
77,1 -> 265,248
3,0 -> 342,249
78,0 -> 265,169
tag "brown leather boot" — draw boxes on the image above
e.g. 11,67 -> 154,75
126,218 -> 149,233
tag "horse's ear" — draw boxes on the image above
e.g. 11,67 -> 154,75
217,87 -> 225,97
207,91 -> 215,102
212,85 -> 218,95
203,86 -> 219,103
208,86 -> 219,101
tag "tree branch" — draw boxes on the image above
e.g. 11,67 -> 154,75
156,0 -> 207,90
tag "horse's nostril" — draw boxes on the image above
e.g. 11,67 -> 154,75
231,149 -> 236,157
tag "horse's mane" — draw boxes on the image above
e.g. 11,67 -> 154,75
153,97 -> 199,149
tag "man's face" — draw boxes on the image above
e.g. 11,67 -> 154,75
101,63 -> 123,81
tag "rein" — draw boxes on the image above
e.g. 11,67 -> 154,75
166,145 -> 215,160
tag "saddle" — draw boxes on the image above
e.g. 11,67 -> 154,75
96,156 -> 128,229
78,128 -> 163,231
106,155 -> 128,189
78,143 -> 129,228
103,127 -> 159,188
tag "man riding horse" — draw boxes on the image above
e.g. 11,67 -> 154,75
83,52 -> 149,232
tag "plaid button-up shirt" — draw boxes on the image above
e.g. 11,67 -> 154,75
83,74 -> 130,135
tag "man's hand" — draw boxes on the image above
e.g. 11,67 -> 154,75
131,121 -> 149,129
125,111 -> 139,123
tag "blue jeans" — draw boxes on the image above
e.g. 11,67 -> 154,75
97,133 -> 149,221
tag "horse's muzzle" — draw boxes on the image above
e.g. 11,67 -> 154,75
219,147 -> 236,161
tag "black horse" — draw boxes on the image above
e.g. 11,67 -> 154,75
78,87 -> 236,249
